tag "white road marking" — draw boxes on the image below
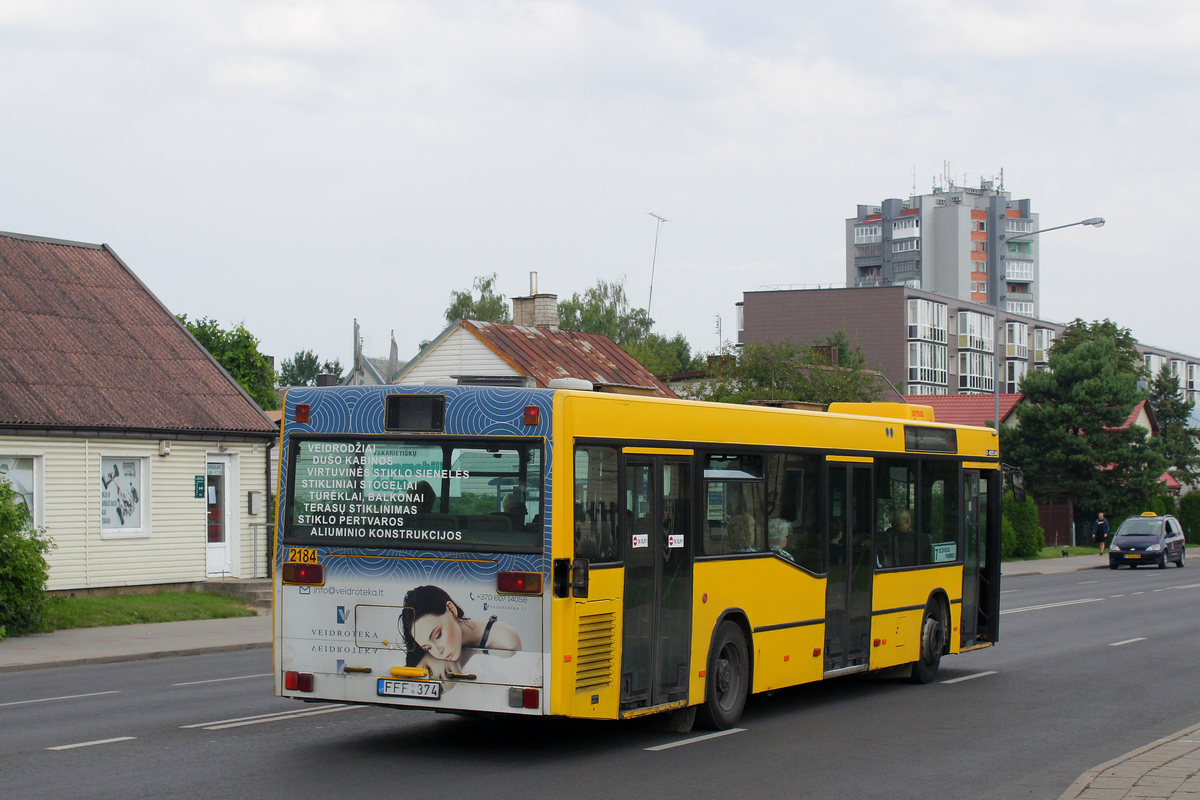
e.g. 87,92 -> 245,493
0,690 -> 120,708
1169,583 -> 1200,590
173,673 -> 272,686
1133,591 -> 1146,595
941,671 -> 998,685
646,728 -> 746,751
1001,598 -> 1102,615
1000,589 -> 1021,594
181,704 -> 363,730
1109,638 -> 1147,647
1079,580 -> 1100,585
47,736 -> 136,751
1110,595 -> 1126,598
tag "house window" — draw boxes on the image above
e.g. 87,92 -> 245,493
1145,353 -> 1167,377
893,239 -> 921,254
1006,301 -> 1034,316
100,456 -> 150,538
0,456 -> 39,527
1007,220 -> 1033,234
907,298 -> 948,343
1005,322 -> 1029,359
957,311 -> 994,353
1005,261 -> 1034,281
958,352 -> 995,392
1005,359 -> 1028,393
1034,328 -> 1055,363
854,224 -> 882,244
908,341 -> 948,386
892,218 -> 921,238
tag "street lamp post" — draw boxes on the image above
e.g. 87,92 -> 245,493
991,216 -> 1106,429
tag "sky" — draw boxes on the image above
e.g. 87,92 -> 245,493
2,0 -> 1197,369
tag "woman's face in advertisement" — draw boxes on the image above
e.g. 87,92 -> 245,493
413,601 -> 463,661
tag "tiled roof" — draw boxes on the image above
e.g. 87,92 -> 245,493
464,321 -> 677,398
0,231 -> 276,434
901,393 -> 1024,427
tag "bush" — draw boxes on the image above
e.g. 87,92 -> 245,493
1002,490 -> 1045,558
1180,492 -> 1200,544
0,482 -> 54,637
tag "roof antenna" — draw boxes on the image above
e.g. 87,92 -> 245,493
647,213 -> 669,318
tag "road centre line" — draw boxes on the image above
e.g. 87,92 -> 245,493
1110,594 -> 1125,598
941,671 -> 998,684
1110,638 -> 1147,647
1170,583 -> 1200,590
646,728 -> 746,751
0,690 -> 120,708
173,673 -> 272,686
200,705 -> 364,730
47,736 -> 136,751
1001,598 -> 1102,615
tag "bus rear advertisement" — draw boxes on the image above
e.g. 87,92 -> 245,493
274,383 -> 1003,730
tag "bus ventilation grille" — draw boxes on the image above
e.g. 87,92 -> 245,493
575,611 -> 616,692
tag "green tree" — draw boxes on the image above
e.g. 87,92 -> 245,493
557,278 -> 653,347
0,481 -> 54,638
625,332 -> 703,377
679,332 -> 885,405
445,273 -> 511,324
1001,490 -> 1045,558
280,350 -> 344,387
1148,364 -> 1200,487
1001,326 -> 1165,523
1052,318 -> 1143,368
178,315 -> 279,410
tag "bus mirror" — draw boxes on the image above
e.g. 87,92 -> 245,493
571,558 -> 590,599
552,558 -> 572,598
1008,467 -> 1026,504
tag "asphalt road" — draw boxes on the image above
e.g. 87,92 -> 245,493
3,565 -> 1198,800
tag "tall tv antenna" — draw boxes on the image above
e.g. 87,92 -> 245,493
647,213 -> 669,317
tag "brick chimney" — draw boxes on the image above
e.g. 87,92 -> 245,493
512,271 -> 559,328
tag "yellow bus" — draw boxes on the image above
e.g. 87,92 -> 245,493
275,383 -> 1001,730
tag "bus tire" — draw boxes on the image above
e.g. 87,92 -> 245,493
697,620 -> 749,730
908,600 -> 946,685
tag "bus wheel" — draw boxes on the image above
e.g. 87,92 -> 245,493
908,602 -> 946,685
697,620 -> 749,730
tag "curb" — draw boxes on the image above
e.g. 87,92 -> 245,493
0,641 -> 271,674
1058,720 -> 1200,799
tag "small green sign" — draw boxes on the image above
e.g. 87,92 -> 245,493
195,476 -> 205,499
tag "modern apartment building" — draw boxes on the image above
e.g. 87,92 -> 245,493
739,285 -> 1200,403
846,179 -> 1041,317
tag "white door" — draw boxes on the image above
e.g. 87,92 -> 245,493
206,456 -> 232,576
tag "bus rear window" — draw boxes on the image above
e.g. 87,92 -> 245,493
285,438 -> 542,552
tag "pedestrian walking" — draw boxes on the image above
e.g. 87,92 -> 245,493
1093,512 -> 1110,555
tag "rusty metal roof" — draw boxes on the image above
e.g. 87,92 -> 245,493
0,231 -> 276,435
464,321 -> 677,398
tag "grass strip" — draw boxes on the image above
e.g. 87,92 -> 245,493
40,591 -> 257,631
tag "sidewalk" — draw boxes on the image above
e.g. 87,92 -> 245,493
1002,551 -> 1111,576
1060,722 -> 1200,799
0,613 -> 272,673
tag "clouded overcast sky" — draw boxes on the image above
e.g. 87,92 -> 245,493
2,1 -> 1195,368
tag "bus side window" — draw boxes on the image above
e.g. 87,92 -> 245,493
877,459 -> 918,568
766,452 -> 823,572
703,481 -> 764,555
574,446 -> 618,563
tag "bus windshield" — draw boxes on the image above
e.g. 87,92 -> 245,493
284,437 -> 543,552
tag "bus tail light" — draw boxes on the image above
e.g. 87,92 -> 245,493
294,403 -> 310,424
509,687 -> 540,709
497,571 -> 542,594
522,405 -> 540,426
282,562 -> 325,585
285,671 -> 314,692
